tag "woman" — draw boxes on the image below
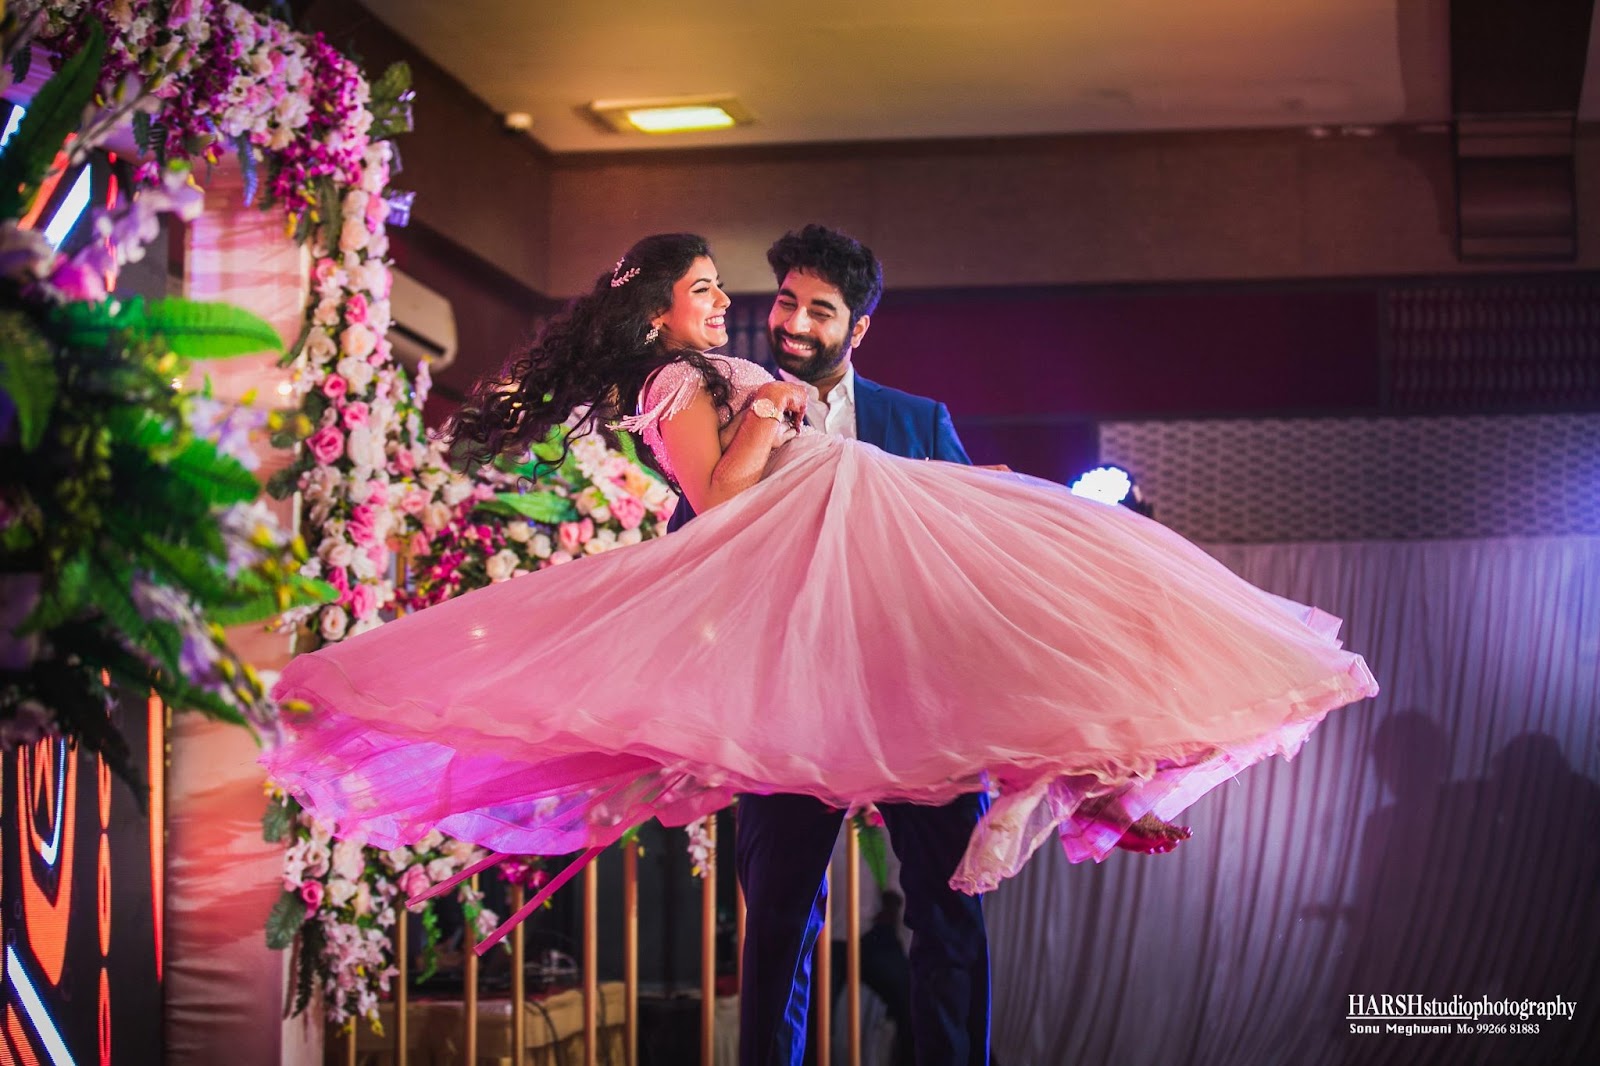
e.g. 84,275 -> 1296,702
267,233 -> 1377,930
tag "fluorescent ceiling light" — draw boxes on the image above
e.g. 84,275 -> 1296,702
587,96 -> 753,135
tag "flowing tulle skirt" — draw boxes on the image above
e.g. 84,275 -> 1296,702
266,434 -> 1377,891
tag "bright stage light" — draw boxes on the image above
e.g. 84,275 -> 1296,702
1070,464 -> 1154,518
1070,465 -> 1135,506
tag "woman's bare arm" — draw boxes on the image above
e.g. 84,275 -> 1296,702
659,382 -> 805,514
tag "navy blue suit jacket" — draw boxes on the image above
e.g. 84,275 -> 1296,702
665,369 -> 970,531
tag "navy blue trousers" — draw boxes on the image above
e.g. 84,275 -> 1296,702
735,791 -> 991,1066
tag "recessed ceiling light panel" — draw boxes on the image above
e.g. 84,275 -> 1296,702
585,95 -> 754,135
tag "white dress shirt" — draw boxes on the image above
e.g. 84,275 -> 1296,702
779,365 -> 857,439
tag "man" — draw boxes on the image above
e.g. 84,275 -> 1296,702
669,224 -> 988,1066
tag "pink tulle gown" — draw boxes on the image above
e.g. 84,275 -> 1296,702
266,356 -> 1378,893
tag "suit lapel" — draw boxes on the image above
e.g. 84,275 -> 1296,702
854,375 -> 889,450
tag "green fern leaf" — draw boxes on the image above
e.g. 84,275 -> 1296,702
53,297 -> 284,358
0,23 -> 106,219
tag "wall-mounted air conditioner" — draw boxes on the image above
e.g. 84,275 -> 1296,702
388,269 -> 458,372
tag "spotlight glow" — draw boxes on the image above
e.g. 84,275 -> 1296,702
1070,465 -> 1134,506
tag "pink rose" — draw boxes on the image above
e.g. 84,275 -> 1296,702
300,880 -> 324,912
307,426 -> 345,465
321,374 -> 348,401
348,504 -> 378,546
393,448 -> 416,475
345,293 -> 369,324
400,490 -> 429,516
363,479 -> 387,505
341,401 -> 369,430
557,519 -> 593,554
409,532 -> 431,556
611,495 -> 646,531
326,565 -> 350,593
314,257 -> 339,284
398,864 -> 431,900
349,583 -> 378,620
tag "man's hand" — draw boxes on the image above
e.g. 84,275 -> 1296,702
753,380 -> 808,429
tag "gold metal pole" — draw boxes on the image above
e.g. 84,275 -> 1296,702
345,1026 -> 356,1066
816,872 -> 831,1066
701,817 -> 717,1066
510,882 -> 526,1066
464,874 -> 479,1065
584,861 -> 599,1066
846,823 -> 862,1066
735,803 -> 746,1002
624,842 -> 639,1066
395,905 -> 409,1066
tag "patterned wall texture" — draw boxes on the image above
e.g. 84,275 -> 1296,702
1099,414 -> 1600,543
1386,281 -> 1600,412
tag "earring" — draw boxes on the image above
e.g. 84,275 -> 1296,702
645,325 -> 661,343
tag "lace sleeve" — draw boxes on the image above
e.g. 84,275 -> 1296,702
613,361 -> 708,483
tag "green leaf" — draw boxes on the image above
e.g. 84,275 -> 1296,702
52,297 -> 284,358
262,798 -> 294,843
0,311 -> 59,452
855,819 -> 890,893
316,177 -> 341,256
265,891 -> 308,950
165,435 -> 260,507
82,556 -> 146,646
139,536 -> 230,606
206,574 -> 336,628
9,41 -> 32,84
132,111 -> 152,155
474,491 -> 579,525
0,23 -> 105,220
156,675 -> 248,726
368,62 -> 415,141
18,553 -> 89,633
265,464 -> 302,500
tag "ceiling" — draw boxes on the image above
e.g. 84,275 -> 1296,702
356,0 -> 1600,154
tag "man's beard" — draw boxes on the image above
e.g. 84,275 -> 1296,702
769,328 -> 848,384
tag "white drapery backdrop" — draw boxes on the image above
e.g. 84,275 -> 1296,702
988,535 -> 1600,1066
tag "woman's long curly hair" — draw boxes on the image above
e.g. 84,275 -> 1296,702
445,233 -> 734,468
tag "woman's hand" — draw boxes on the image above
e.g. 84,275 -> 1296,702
752,380 -> 808,429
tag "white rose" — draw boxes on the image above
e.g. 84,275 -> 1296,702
422,502 -> 452,533
547,550 -> 573,566
583,538 -> 607,556
425,858 -> 455,884
420,468 -> 448,492
352,882 -> 373,917
304,329 -> 337,365
618,527 -> 642,547
416,829 -> 445,852
505,521 -> 531,543
342,189 -> 369,216
331,838 -> 367,881
338,215 -> 369,253
312,299 -> 341,327
340,323 -> 377,361
335,355 -> 375,393
367,299 -> 392,336
444,839 -> 478,863
529,534 -> 552,558
441,479 -> 473,506
383,847 -> 413,871
319,538 -> 354,569
350,551 -> 378,580
326,877 -> 358,908
319,605 -> 348,641
484,549 -> 519,583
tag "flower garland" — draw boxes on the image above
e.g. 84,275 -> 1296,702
0,16 -> 328,781
264,789 -> 501,1029
398,423 -> 677,611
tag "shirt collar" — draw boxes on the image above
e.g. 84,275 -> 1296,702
780,364 -> 856,407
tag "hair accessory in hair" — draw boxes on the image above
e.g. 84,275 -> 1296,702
610,257 -> 641,288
